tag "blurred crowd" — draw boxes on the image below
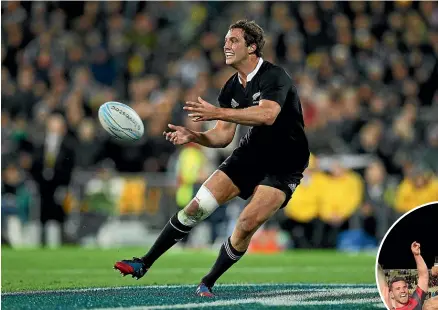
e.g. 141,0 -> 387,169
2,1 -> 438,247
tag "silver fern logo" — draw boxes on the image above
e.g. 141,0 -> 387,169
252,92 -> 261,104
288,183 -> 297,192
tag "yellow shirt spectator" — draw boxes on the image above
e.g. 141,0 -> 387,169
175,144 -> 207,208
319,167 -> 364,223
284,172 -> 329,223
394,177 -> 438,213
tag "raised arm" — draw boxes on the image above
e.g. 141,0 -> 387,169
377,264 -> 392,309
411,241 -> 429,293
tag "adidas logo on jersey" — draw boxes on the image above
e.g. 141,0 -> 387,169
231,98 -> 239,108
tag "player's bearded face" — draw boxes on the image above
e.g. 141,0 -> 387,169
224,29 -> 248,65
391,281 -> 409,304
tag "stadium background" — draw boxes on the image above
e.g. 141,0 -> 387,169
2,0 -> 438,256
2,2 -> 438,309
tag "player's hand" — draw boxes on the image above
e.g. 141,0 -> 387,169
184,97 -> 220,122
163,124 -> 196,145
411,241 -> 421,256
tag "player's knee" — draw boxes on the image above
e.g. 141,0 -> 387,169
183,199 -> 200,216
177,186 -> 219,227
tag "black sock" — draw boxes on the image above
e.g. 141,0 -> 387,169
141,212 -> 192,268
201,237 -> 246,288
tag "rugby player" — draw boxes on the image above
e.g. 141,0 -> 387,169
114,20 -> 310,297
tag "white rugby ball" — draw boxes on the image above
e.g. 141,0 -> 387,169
98,102 -> 144,141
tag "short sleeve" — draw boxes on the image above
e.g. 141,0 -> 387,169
260,68 -> 292,108
217,76 -> 235,108
218,86 -> 230,108
412,286 -> 427,305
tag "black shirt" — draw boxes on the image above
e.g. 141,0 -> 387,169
218,60 -> 309,173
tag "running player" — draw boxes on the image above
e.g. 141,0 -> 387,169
114,20 -> 310,297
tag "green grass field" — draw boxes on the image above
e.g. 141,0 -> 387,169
1,247 -> 383,309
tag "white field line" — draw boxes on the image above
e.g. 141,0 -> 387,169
2,283 -> 376,296
3,266 -> 372,275
98,299 -> 384,310
85,287 -> 381,310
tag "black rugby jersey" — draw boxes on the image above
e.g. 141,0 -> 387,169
217,59 -> 309,171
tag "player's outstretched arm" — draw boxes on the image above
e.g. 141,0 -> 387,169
377,265 -> 392,309
218,99 -> 281,126
185,97 -> 280,126
192,120 -> 237,148
411,241 -> 429,293
163,121 -> 237,148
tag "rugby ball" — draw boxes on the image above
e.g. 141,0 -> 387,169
98,102 -> 144,141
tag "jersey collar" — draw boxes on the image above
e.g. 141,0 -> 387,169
238,57 -> 264,84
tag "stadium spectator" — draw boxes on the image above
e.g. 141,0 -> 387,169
280,154 -> 328,248
29,114 -> 76,246
394,164 -> 438,214
358,159 -> 396,241
1,162 -> 33,246
74,118 -> 102,169
317,160 -> 364,248
414,124 -> 438,175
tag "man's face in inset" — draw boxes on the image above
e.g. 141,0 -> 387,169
390,280 -> 409,305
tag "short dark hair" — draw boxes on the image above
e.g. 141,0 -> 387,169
229,20 -> 265,57
389,277 -> 407,290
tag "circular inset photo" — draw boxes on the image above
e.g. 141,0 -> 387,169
376,202 -> 438,310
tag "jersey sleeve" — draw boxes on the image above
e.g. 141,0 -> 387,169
412,286 -> 427,307
218,87 -> 230,108
217,76 -> 234,108
259,67 -> 292,108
